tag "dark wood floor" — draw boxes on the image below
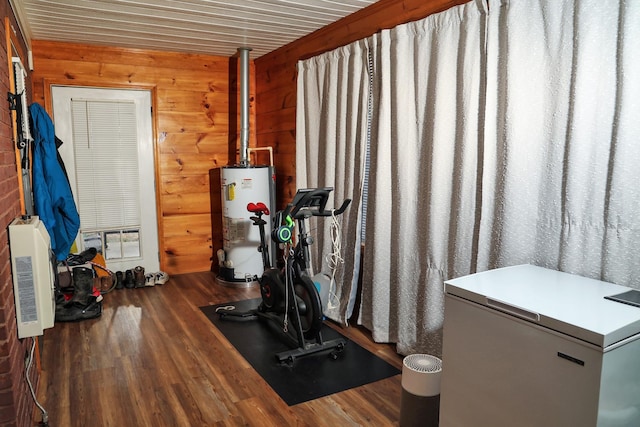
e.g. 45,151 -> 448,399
37,271 -> 403,426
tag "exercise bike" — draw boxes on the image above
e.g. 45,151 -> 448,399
219,187 -> 351,364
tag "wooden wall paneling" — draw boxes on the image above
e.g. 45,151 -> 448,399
156,110 -> 229,133
255,108 -> 295,134
156,89 -> 229,114
162,213 -> 213,274
161,192 -> 212,215
32,41 -> 230,71
257,131 -> 295,154
31,40 -> 253,275
255,0 -> 469,208
35,63 -> 230,93
255,85 -> 296,115
158,152 -> 228,175
158,132 -> 231,155
161,174 -> 209,195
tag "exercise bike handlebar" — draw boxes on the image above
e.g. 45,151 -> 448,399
284,188 -> 351,220
308,198 -> 351,217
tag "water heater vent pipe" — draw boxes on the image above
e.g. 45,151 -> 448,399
238,47 -> 252,167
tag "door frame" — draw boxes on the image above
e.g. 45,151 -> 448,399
44,82 -> 164,272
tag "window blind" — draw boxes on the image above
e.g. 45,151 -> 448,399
71,100 -> 141,230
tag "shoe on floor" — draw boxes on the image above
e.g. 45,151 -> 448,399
115,271 -> 124,289
124,269 -> 135,289
134,266 -> 145,288
144,273 -> 156,287
154,271 -> 169,285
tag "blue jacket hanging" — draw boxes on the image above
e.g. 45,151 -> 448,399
29,103 -> 80,261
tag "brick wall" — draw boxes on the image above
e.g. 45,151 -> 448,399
0,1 -> 39,426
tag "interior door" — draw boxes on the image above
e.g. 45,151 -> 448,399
51,86 -> 159,273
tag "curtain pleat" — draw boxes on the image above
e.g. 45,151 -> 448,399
296,40 -> 370,324
359,1 -> 486,356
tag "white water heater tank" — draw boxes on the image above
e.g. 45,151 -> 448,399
219,165 -> 274,285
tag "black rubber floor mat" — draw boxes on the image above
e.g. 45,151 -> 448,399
200,298 -> 400,406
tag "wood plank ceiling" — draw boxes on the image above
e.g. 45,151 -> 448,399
11,0 -> 378,58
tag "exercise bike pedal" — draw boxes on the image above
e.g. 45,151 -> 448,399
329,341 -> 346,360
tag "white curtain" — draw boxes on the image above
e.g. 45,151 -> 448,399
296,39 -> 370,323
298,0 -> 640,357
479,0 -> 640,288
359,1 -> 487,356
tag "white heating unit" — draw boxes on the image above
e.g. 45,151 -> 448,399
9,216 -> 56,338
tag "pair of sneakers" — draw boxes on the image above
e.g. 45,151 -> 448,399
144,271 -> 169,287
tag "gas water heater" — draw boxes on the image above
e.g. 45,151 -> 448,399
216,47 -> 276,287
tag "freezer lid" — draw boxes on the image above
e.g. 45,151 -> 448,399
445,264 -> 640,349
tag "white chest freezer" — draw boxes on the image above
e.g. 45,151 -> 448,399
439,264 -> 640,427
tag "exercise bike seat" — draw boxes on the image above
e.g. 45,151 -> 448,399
247,202 -> 270,215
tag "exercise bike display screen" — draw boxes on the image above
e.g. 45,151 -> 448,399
290,187 -> 334,214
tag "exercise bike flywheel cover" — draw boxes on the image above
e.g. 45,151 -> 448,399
295,275 -> 323,338
260,268 -> 283,309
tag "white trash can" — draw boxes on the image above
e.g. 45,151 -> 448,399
400,354 -> 442,427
